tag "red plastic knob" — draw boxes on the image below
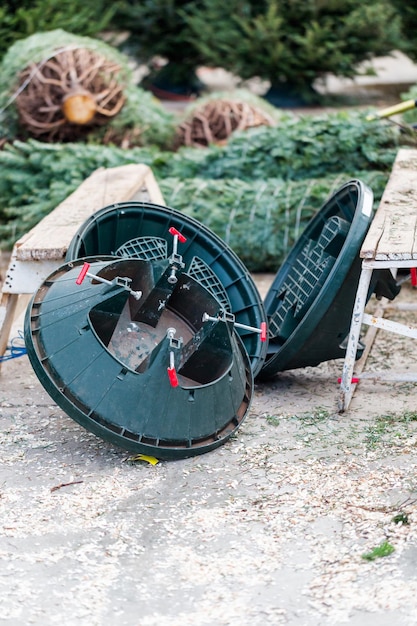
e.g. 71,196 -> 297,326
168,226 -> 187,243
167,367 -> 179,387
76,262 -> 91,285
260,322 -> 267,342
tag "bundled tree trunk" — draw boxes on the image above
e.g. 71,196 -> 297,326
16,47 -> 126,141
175,98 -> 275,147
0,30 -> 176,147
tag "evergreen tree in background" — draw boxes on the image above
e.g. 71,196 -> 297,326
390,0 -> 417,62
0,0 -> 115,61
114,0 -> 402,105
182,0 -> 402,104
1,0 -> 411,104
113,0 -> 205,96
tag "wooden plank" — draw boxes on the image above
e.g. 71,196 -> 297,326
15,164 -> 164,261
361,148 -> 417,260
375,210 -> 417,261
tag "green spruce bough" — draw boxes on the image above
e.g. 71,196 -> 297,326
0,111 -> 400,270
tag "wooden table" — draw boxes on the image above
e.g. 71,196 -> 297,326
0,164 -> 164,360
339,148 -> 417,410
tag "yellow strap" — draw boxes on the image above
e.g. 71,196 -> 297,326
127,454 -> 159,465
366,99 -> 416,121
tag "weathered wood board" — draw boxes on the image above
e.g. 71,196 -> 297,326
361,148 -> 417,260
15,163 -> 164,261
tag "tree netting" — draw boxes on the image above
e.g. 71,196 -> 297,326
0,30 -> 176,148
0,107 -> 400,270
159,173 -> 389,271
174,90 -> 281,148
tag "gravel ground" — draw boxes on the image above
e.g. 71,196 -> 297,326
1,277 -> 417,626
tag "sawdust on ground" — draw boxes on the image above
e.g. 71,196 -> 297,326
1,262 -> 417,625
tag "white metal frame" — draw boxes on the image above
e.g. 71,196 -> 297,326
338,259 -> 417,411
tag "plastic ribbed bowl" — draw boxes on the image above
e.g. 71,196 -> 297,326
25,257 -> 253,460
66,201 -> 267,377
260,179 -> 400,377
